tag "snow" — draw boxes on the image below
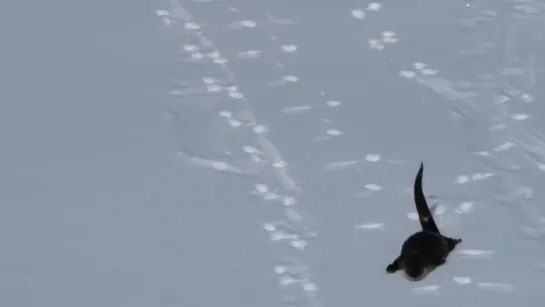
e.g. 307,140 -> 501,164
1,0 -> 545,306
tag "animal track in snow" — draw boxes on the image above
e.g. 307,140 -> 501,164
227,19 -> 257,30
399,62 -> 440,79
235,43 -> 297,61
351,9 -> 366,20
407,205 -> 445,221
367,2 -> 383,11
180,43 -> 229,64
398,62 -> 483,114
323,154 -> 400,172
353,223 -> 386,231
368,32 -> 399,51
323,160 -> 362,171
456,277 -> 513,293
262,209 -> 317,251
353,184 -> 384,199
252,183 -> 297,204
454,172 -> 494,184
280,97 -> 342,116
175,150 -> 260,175
325,129 -> 343,136
274,257 -> 318,295
211,6 -> 327,304
281,105 -> 314,114
296,93 -> 346,142
351,3 -> 397,51
264,228 -> 310,250
266,13 -> 297,25
268,75 -> 300,87
493,141 -> 515,152
453,276 -> 472,285
412,285 -> 440,294
380,31 -> 399,44
365,154 -> 381,162
281,44 -> 298,53
474,151 -> 491,157
510,113 -> 530,121
455,201 -> 476,214
476,282 -> 515,293
350,2 -> 383,20
457,249 -> 495,259
252,183 -> 281,201
326,100 -> 341,107
236,50 -> 262,59
159,2 -> 321,305
364,184 -> 383,191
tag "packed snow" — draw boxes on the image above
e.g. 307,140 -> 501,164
1,0 -> 544,306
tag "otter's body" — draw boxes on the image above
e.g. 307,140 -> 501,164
386,163 -> 462,281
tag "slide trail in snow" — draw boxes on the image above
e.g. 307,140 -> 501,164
156,1 -> 322,306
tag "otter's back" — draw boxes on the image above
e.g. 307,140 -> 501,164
401,231 -> 448,256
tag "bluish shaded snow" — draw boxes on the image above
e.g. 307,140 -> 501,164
1,0 -> 544,306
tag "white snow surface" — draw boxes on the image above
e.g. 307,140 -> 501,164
1,0 -> 545,306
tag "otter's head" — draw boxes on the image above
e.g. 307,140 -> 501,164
401,254 -> 433,282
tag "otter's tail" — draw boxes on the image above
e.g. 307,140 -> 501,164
414,162 -> 440,234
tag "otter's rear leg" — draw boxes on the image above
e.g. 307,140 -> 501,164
386,256 -> 402,273
445,237 -> 462,252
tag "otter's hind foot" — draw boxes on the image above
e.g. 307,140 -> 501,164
446,237 -> 462,251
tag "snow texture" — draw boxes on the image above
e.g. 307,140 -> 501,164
1,0 -> 545,306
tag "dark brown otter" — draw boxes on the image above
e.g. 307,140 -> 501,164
386,162 -> 462,281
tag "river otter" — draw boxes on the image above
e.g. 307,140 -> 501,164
386,162 -> 462,281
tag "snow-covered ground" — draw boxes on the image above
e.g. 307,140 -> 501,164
1,0 -> 545,306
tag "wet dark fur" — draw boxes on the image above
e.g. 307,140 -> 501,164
386,162 -> 462,281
